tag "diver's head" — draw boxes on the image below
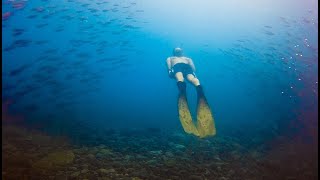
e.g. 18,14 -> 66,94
173,47 -> 183,57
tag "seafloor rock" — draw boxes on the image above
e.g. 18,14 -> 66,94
69,166 -> 77,171
230,150 -> 241,160
163,158 -> 176,167
81,168 -> 89,174
124,155 -> 134,161
218,177 -> 229,180
97,177 -> 112,180
165,151 -> 174,157
89,147 -> 99,154
80,163 -> 89,169
98,144 -> 107,149
70,171 -> 80,178
87,153 -> 95,160
149,150 -> 162,156
32,150 -> 75,169
99,148 -> 113,155
175,144 -> 186,149
96,148 -> 113,159
131,168 -> 148,178
135,154 -> 148,160
146,159 -> 158,166
99,168 -> 116,174
131,177 -> 142,180
95,153 -> 103,159
189,175 -> 203,180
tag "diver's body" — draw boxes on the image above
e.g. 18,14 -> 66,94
166,47 -> 216,138
166,48 -> 200,86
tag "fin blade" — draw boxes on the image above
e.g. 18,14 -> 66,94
196,97 -> 216,138
178,95 -> 199,136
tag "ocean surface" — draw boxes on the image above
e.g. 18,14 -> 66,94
2,0 -> 318,179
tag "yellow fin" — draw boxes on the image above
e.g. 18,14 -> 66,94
178,95 -> 200,136
196,97 -> 216,138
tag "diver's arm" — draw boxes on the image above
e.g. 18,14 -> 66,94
188,58 -> 196,72
166,58 -> 172,70
166,58 -> 174,78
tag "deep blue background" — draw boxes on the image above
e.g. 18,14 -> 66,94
2,0 -> 318,142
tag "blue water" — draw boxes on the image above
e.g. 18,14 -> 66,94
2,0 -> 318,179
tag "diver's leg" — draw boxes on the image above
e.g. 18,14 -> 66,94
175,72 -> 184,82
186,75 -> 216,138
186,74 -> 200,86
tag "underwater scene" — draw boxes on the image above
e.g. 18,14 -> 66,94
2,0 -> 318,179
